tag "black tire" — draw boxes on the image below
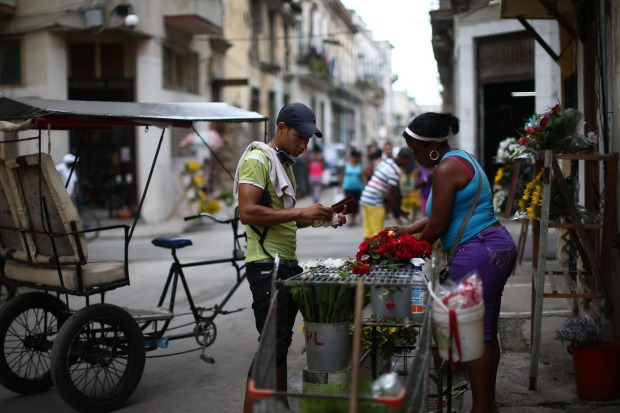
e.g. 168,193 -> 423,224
0,292 -> 69,394
51,304 -> 145,413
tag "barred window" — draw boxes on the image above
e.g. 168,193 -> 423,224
0,38 -> 22,86
163,45 -> 199,93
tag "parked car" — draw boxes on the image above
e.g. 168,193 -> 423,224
321,143 -> 347,186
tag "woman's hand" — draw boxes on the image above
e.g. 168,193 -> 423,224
385,225 -> 414,236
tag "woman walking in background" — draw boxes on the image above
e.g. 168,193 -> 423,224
308,147 -> 324,203
340,149 -> 364,226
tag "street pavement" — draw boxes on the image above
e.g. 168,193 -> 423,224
1,186 -> 619,412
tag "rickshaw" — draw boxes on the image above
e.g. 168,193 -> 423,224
0,97 -> 267,412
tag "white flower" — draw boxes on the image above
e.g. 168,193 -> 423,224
493,189 -> 508,213
300,258 -> 345,270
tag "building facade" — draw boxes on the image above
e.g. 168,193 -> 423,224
0,0 -> 397,222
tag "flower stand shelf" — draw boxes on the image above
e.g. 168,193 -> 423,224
529,150 -> 618,390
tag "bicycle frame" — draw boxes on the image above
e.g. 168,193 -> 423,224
142,209 -> 248,345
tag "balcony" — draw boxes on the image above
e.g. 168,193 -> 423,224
0,1 -> 15,20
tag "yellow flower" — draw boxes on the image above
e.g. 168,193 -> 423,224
198,199 -> 221,214
389,327 -> 397,335
192,174 -> 206,187
530,186 -> 541,207
526,206 -> 536,218
494,167 -> 504,185
388,230 -> 395,237
185,161 -> 201,172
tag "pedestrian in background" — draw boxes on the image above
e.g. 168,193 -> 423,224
56,153 -> 79,204
382,141 -> 394,159
362,148 -> 382,185
389,112 -> 516,413
340,148 -> 364,226
359,148 -> 413,240
415,164 -> 434,216
308,146 -> 324,203
234,102 -> 346,413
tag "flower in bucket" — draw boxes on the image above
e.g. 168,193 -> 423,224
555,313 -> 613,349
355,230 -> 431,267
378,286 -> 401,311
289,259 -> 356,324
517,170 -> 576,220
495,137 -> 521,163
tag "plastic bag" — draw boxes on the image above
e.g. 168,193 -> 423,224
372,372 -> 405,397
434,273 -> 483,310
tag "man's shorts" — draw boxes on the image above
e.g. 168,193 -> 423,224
362,204 -> 386,239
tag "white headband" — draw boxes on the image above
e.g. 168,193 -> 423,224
404,127 -> 450,142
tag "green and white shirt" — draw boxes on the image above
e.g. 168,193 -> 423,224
237,149 -> 297,262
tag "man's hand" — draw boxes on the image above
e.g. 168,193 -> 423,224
302,203 -> 336,222
331,212 -> 347,228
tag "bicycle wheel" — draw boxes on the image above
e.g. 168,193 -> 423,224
51,303 -> 145,413
0,292 -> 69,394
80,209 -> 101,241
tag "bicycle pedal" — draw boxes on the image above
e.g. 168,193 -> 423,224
220,307 -> 245,315
200,353 -> 216,364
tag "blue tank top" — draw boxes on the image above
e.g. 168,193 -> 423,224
426,149 -> 498,251
342,162 -> 364,191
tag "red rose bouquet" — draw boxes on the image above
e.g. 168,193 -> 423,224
355,229 -> 431,268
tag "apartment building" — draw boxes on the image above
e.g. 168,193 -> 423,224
0,0 -> 393,222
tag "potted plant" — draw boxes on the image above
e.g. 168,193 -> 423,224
555,313 -> 620,400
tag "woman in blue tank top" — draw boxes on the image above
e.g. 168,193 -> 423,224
389,112 -> 516,413
340,149 -> 364,225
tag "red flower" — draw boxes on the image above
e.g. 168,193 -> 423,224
354,230 -> 431,268
352,264 -> 370,275
386,300 -> 396,310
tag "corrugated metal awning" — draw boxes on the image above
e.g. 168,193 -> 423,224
500,0 -> 573,19
0,97 -> 268,130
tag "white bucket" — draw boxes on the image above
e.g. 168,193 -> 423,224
432,300 -> 485,362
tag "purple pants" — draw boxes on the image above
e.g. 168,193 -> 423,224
449,226 -> 516,340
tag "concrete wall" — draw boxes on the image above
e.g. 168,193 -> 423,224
453,6 -> 560,155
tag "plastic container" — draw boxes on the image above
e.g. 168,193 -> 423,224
428,283 -> 485,362
410,266 -> 427,323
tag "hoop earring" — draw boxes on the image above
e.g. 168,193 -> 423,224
429,150 -> 439,161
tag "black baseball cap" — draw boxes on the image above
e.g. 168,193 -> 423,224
276,103 -> 323,138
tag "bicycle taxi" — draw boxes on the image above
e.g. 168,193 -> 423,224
0,97 -> 267,412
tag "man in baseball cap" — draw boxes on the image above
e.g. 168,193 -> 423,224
276,102 -> 323,138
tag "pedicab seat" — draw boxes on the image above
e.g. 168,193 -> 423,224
0,153 -> 129,295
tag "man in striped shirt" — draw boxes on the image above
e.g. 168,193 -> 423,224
360,148 -> 413,239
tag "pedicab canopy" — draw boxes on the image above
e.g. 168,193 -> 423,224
0,96 -> 268,130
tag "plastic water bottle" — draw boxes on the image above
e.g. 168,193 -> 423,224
411,263 -> 428,323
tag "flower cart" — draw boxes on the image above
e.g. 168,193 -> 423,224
246,257 -> 445,413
